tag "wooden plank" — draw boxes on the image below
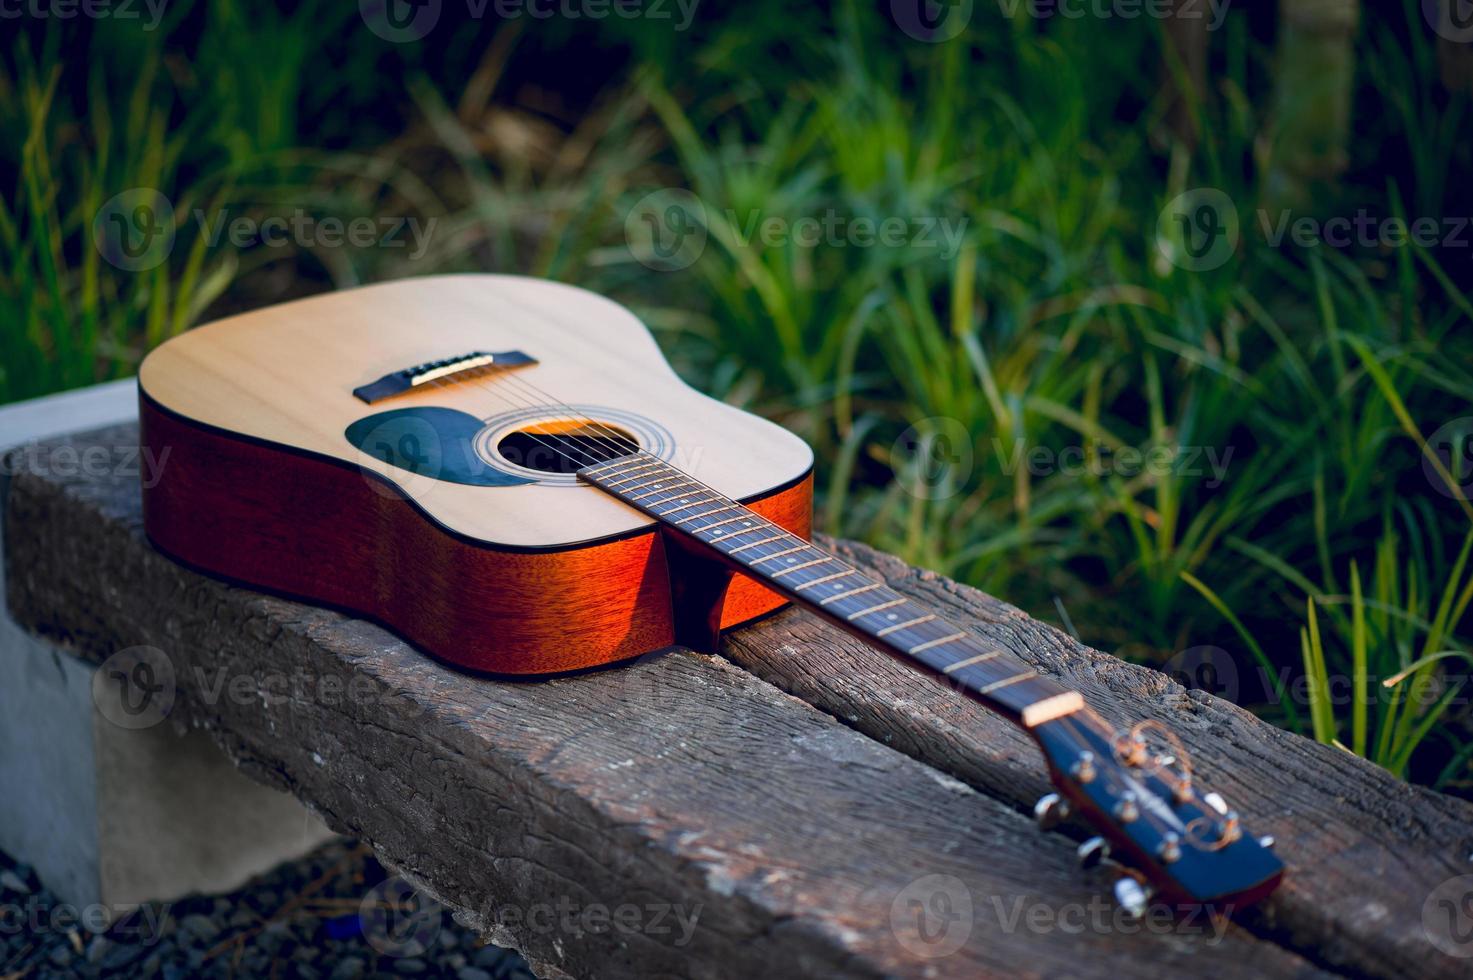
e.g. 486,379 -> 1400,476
0,424 -> 1330,979
722,538 -> 1473,980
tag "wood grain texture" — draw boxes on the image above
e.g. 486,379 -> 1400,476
3,425 -> 1328,980
721,539 -> 1473,980
140,397 -> 810,674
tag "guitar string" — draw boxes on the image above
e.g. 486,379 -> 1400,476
408,370 -> 1180,834
396,366 -> 781,564
440,369 -> 1051,695
405,368 -> 642,473
421,364 -> 784,536
1057,713 -> 1173,855
356,361 -> 1234,864
445,373 -> 1234,859
490,374 -> 648,466
406,348 -> 657,463
409,361 -> 652,469
400,351 -> 790,526
470,368 -> 844,562
484,364 -> 823,521
439,377 -> 1217,858
418,366 -> 1049,687
478,368 -> 796,549
408,367 -> 960,680
1059,712 -> 1216,856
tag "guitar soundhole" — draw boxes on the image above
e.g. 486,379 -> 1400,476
495,421 -> 639,475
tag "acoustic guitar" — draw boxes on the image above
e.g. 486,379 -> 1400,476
138,274 -> 1283,913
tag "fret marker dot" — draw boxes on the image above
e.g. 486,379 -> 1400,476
787,558 -> 797,563
832,584 -> 844,590
887,613 -> 898,620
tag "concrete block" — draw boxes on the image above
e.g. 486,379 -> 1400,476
0,380 -> 336,915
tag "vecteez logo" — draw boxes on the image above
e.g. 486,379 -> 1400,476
1425,417 -> 1473,501
1425,0 -> 1473,44
0,0 -> 170,30
93,188 -> 176,272
891,0 -> 973,42
361,0 -> 701,40
360,876 -> 444,957
360,0 -> 441,42
1423,875 -> 1473,958
624,188 -> 708,272
889,874 -> 974,958
92,646 -> 177,730
1155,188 -> 1239,272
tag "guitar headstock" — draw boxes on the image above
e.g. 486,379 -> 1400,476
1030,708 -> 1283,911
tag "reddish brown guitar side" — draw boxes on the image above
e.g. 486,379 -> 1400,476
141,394 -> 811,675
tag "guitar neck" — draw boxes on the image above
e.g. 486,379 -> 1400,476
579,455 -> 1085,730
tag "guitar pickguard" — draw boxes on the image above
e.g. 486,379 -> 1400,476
345,407 -> 536,488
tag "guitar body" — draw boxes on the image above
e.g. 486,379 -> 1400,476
139,275 -> 814,675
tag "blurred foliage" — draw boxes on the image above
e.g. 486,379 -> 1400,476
2,0 -> 1471,789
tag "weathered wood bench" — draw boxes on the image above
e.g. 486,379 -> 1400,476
5,422 -> 1471,978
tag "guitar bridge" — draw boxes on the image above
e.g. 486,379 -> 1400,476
352,350 -> 538,404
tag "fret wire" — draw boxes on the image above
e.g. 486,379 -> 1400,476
708,527 -> 780,550
582,456 -> 1073,722
626,480 -> 701,502
601,473 -> 666,493
793,570 -> 853,591
941,650 -> 1003,673
749,544 -> 810,565
657,498 -> 725,517
597,460 -> 665,486
589,453 -> 644,471
976,670 -> 1038,694
694,514 -> 760,536
819,582 -> 884,606
657,496 -> 722,518
578,458 -> 636,479
671,506 -> 737,526
680,506 -> 748,526
875,614 -> 937,637
769,557 -> 834,579
725,534 -> 789,555
908,631 -> 968,654
846,597 -> 908,621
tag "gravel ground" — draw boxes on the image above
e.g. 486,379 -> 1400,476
0,839 -> 535,979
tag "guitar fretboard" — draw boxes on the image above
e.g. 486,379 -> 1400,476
579,455 -> 1084,728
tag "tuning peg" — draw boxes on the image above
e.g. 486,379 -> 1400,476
1113,877 -> 1153,919
1156,832 -> 1182,864
1219,810 -> 1242,844
1077,837 -> 1110,868
1070,751 -> 1097,784
1203,791 -> 1228,814
1258,835 -> 1275,849
1034,793 -> 1071,830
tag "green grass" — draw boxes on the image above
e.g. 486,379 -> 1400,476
4,2 -> 1471,790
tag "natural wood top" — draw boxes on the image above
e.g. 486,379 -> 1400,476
8,423 -> 1471,978
138,275 -> 812,548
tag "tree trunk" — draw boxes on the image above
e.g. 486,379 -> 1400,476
1262,0 -> 1361,212
1161,4 -> 1210,148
